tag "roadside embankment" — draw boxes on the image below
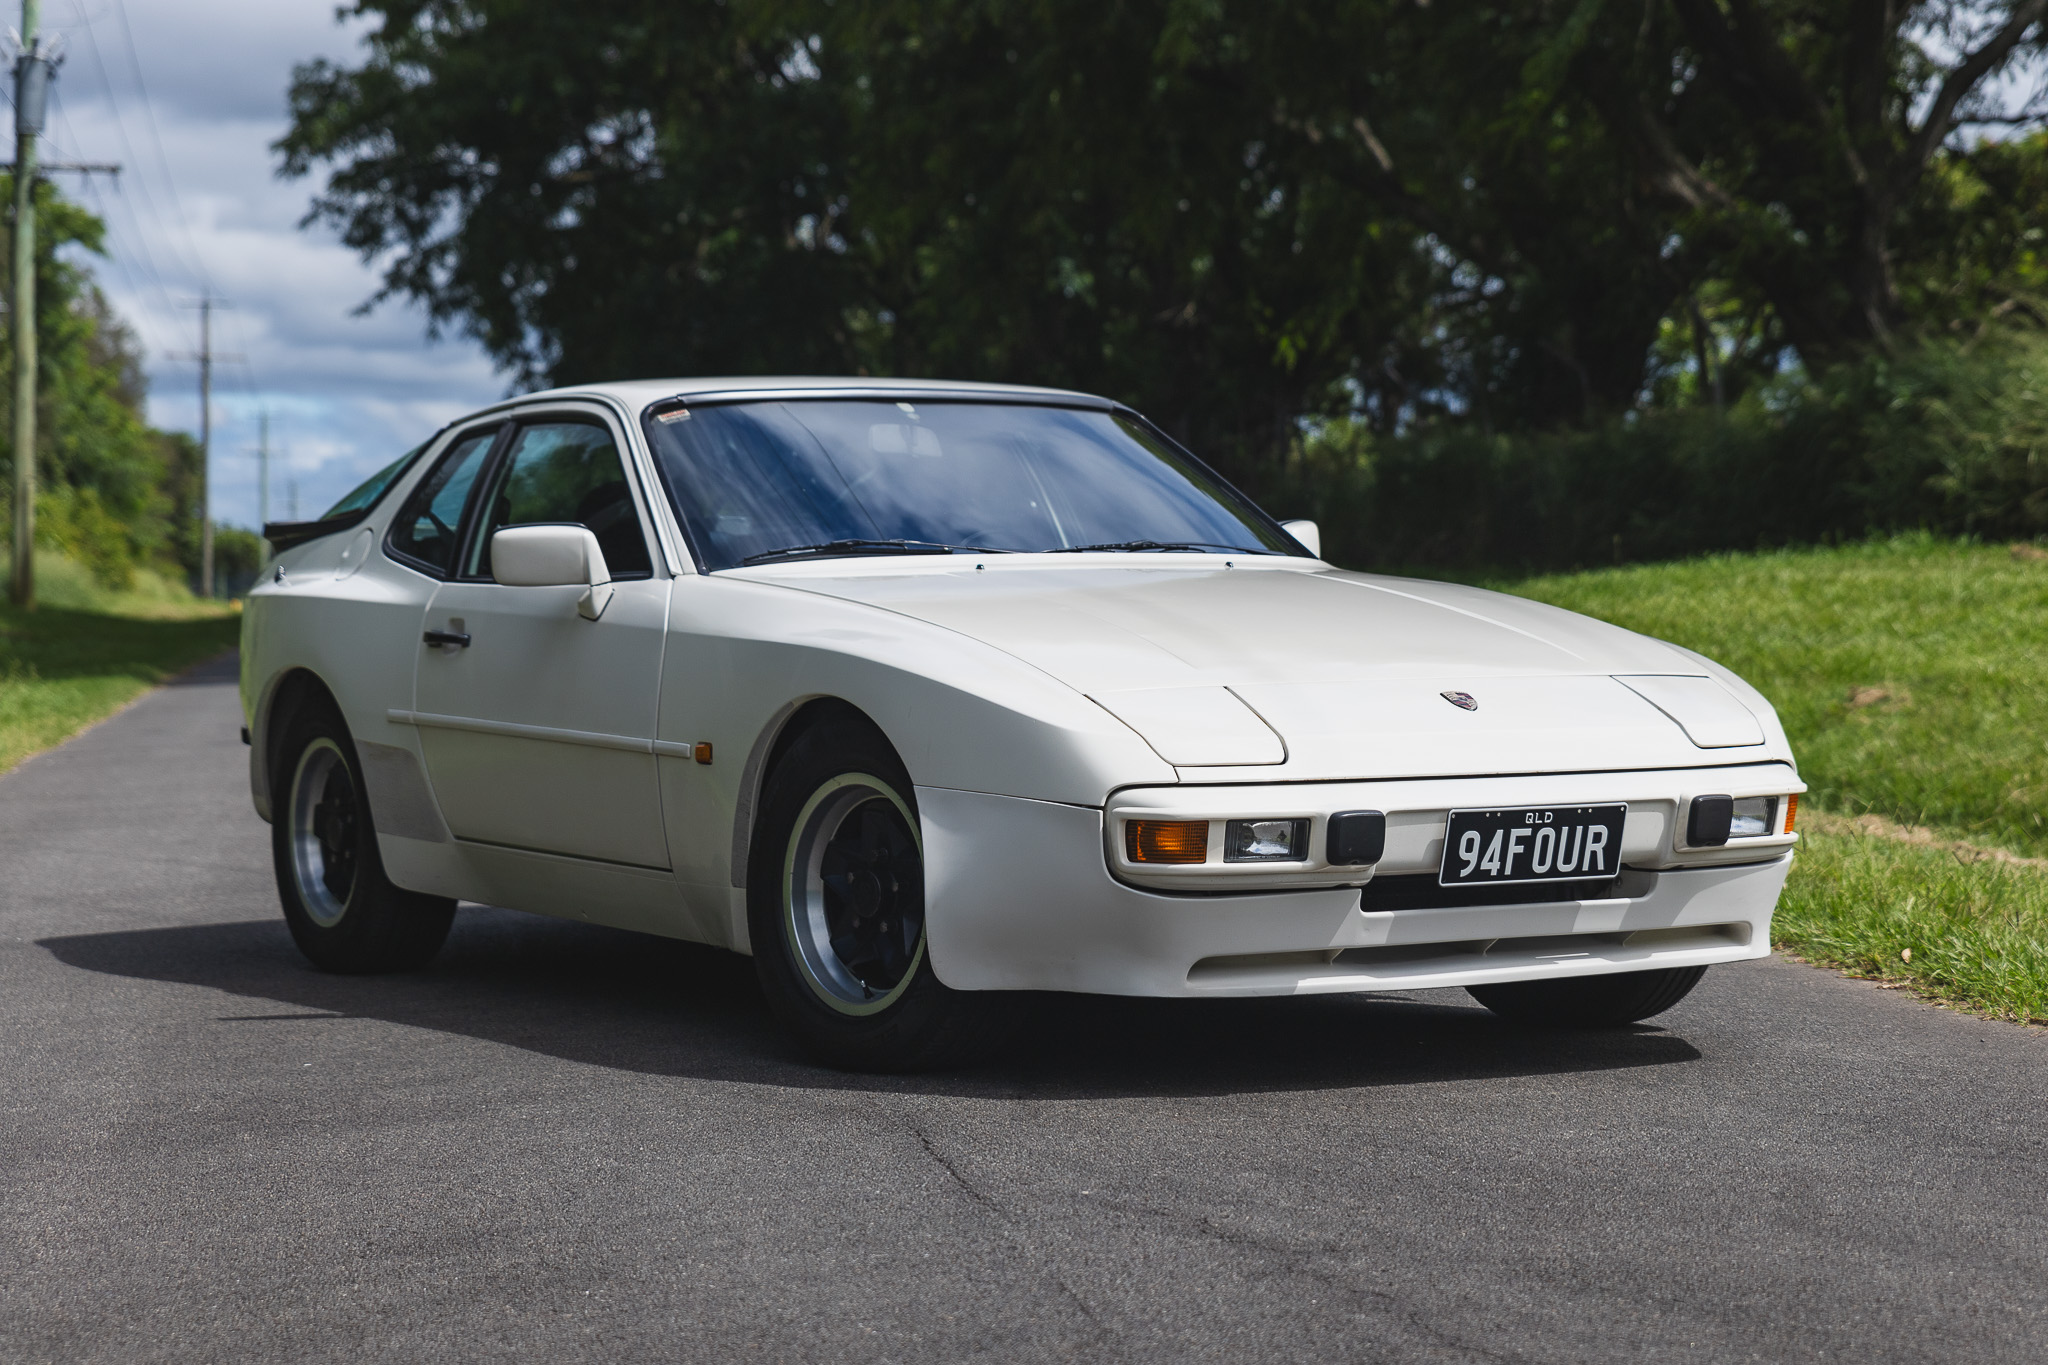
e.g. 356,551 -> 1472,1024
1512,536 -> 2048,1023
0,551 -> 240,777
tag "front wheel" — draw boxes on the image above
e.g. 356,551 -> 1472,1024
1466,965 -> 1707,1028
271,698 -> 455,973
747,718 -> 1011,1071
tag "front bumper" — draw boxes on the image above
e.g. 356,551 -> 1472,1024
920,785 -> 1788,997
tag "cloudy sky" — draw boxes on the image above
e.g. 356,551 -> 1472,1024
43,0 -> 502,529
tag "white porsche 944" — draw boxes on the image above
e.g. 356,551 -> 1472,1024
242,377 -> 1802,1069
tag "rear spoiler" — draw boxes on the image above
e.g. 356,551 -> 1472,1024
262,508 -> 371,553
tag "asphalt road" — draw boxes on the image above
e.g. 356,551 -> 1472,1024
3,654 -> 2046,1363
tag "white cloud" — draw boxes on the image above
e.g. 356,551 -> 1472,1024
40,0 -> 504,528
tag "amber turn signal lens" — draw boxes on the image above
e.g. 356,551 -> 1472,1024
1784,793 -> 1799,833
1126,819 -> 1209,864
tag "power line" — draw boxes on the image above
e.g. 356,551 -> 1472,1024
69,168 -> 168,357
49,74 -> 180,349
76,0 -> 280,541
62,3 -> 183,317
103,0 -> 207,289
84,6 -> 279,470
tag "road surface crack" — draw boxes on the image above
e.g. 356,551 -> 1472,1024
910,1125 -> 1110,1345
1087,1194 -> 1518,1364
914,1126 -> 1003,1213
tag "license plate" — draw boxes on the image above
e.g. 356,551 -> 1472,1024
1439,804 -> 1627,887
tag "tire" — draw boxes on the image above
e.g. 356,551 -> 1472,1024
271,696 -> 456,973
747,716 -> 1012,1071
1466,965 -> 1707,1028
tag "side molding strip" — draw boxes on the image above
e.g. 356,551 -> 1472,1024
388,708 -> 701,758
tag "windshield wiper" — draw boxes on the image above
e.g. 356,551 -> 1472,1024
740,538 -> 1009,566
1049,540 -> 1265,554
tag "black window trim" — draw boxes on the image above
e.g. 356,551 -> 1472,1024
382,421 -> 510,580
453,409 -> 661,585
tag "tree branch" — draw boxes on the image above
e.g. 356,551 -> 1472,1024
1632,100 -> 1740,212
1904,0 -> 2048,183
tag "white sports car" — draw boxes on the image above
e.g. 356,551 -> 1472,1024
243,377 -> 1802,1069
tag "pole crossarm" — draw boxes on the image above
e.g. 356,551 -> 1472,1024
0,161 -> 117,174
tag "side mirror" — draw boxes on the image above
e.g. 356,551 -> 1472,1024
491,524 -> 615,620
1280,519 -> 1322,559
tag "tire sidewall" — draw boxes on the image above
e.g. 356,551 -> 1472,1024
746,724 -> 968,1068
1468,964 -> 1707,1027
270,698 -> 450,972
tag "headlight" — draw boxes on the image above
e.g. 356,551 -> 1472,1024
1687,794 -> 1793,846
1729,796 -> 1775,838
1224,818 -> 1308,862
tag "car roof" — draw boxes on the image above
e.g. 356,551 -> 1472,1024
491,375 -> 1118,416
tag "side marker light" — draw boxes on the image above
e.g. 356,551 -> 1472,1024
1784,793 -> 1799,833
1126,819 -> 1208,864
694,742 -> 713,765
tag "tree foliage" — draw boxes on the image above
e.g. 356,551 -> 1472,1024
278,2 -> 2048,478
0,177 -> 205,588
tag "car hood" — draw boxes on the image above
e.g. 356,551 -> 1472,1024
735,559 -> 1783,780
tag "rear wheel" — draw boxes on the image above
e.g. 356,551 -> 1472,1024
1466,966 -> 1707,1028
748,717 -> 1010,1071
272,697 -> 455,973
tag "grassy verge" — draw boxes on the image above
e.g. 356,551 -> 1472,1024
1506,536 -> 2048,1022
1773,817 -> 2048,1023
0,551 -> 241,777
1509,534 -> 2048,855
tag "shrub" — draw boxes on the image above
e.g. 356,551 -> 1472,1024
1258,333 -> 2048,573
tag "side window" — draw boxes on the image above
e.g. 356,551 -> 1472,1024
387,428 -> 497,576
465,420 -> 654,579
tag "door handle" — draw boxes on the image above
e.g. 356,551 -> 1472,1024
423,629 -> 472,648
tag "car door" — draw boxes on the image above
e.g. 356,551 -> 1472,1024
412,409 -> 674,868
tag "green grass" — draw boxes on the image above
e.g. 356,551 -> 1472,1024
1772,819 -> 2048,1023
0,551 -> 241,777
1507,535 -> 2048,1022
1510,534 -> 2048,857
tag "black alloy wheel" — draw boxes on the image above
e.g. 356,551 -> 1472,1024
271,695 -> 455,973
747,712 -> 1013,1071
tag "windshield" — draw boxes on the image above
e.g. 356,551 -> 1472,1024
642,400 -> 1296,570
320,443 -> 428,521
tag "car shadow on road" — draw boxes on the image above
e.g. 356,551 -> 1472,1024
39,906 -> 1701,1099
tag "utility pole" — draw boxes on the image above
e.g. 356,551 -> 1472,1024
255,409 -> 269,533
196,297 -> 211,596
7,0 -> 51,608
174,298 -> 239,597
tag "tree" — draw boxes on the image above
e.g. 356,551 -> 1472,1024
277,1 -> 858,390
277,1 -> 2048,472
1,176 -> 183,586
1605,1 -> 2048,365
